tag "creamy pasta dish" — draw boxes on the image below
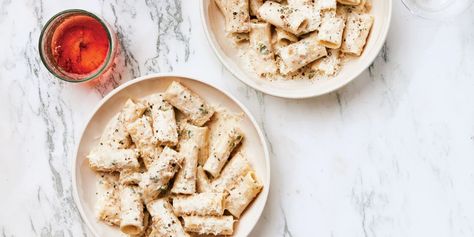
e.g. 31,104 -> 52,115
215,0 -> 374,80
87,81 -> 263,236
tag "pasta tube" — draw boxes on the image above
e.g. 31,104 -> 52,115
99,99 -> 147,149
318,0 -> 337,11
273,27 -> 298,51
224,172 -> 263,218
95,173 -> 120,226
341,12 -> 374,56
309,49 -> 341,76
337,1 -> 369,15
258,1 -> 307,35
210,152 -> 251,193
144,93 -> 179,146
196,166 -> 211,193
119,99 -> 148,125
172,193 -> 225,216
171,141 -> 199,194
164,81 -> 215,126
216,0 -> 250,33
119,169 -> 143,185
134,211 -> 150,237
318,12 -> 345,49
287,0 -> 321,34
87,147 -> 140,172
249,21 -> 278,76
99,114 -> 131,149
287,0 -> 312,5
278,32 -> 327,74
141,146 -> 163,170
205,108 -> 244,178
179,122 -> 209,166
182,216 -> 234,235
337,0 -> 361,6
364,0 -> 372,11
230,32 -> 250,44
204,126 -> 243,177
147,199 -> 189,237
250,0 -> 264,16
274,27 -> 298,45
139,147 -> 184,202
120,186 -> 145,235
126,115 -> 160,162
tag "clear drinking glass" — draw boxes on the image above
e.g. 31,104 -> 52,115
401,0 -> 473,19
39,9 -> 117,83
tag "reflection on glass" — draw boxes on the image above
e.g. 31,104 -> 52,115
401,0 -> 472,19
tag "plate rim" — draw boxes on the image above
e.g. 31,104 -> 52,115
200,0 -> 393,99
72,72 -> 271,237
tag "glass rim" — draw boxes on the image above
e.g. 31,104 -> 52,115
38,9 -> 115,83
401,0 -> 473,20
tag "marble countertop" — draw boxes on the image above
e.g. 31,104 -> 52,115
1,0 -> 474,236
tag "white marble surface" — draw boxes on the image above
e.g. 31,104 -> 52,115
1,0 -> 474,236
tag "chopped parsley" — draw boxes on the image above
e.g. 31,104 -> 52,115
199,107 -> 208,115
257,43 -> 270,55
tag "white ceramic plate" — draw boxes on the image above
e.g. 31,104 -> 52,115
72,73 -> 270,237
201,0 -> 392,98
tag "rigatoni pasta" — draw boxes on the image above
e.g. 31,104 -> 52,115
293,1 -> 321,34
87,81 -> 264,236
172,192 -> 225,216
224,172 -> 263,218
119,169 -> 142,185
171,141 -> 199,194
287,0 -> 312,5
310,49 -> 341,76
97,99 -> 145,152
140,146 -> 162,170
205,108 -> 244,177
95,173 -> 121,226
138,212 -> 151,237
119,99 -> 148,125
318,12 -> 345,49
164,81 -> 215,126
139,147 -> 183,202
211,152 -> 251,193
341,12 -> 374,56
203,126 -> 243,177
182,216 -> 234,236
249,21 -> 278,76
87,147 -> 140,172
258,1 -> 307,35
278,32 -> 327,74
216,0 -> 250,33
196,166 -> 211,193
99,114 -> 131,149
274,27 -> 298,45
144,93 -> 179,146
179,122 -> 209,166
318,0 -> 337,11
214,0 -> 374,80
147,199 -> 190,237
230,32 -> 250,44
126,115 -> 157,161
337,0 -> 361,6
249,0 -> 264,16
119,185 -> 144,235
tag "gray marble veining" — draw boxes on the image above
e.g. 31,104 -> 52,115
1,1 -> 474,237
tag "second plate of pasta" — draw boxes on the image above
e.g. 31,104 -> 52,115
72,73 -> 270,237
201,0 -> 392,98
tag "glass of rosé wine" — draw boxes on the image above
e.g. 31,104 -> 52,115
39,9 -> 117,83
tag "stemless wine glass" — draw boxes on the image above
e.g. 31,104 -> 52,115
39,9 -> 117,83
401,0 -> 473,19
